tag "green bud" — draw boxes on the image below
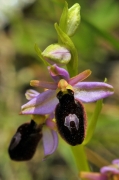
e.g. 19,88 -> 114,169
67,3 -> 81,36
59,3 -> 81,37
42,44 -> 71,65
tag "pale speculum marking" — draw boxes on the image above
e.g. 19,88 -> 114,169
64,114 -> 79,132
9,132 -> 21,150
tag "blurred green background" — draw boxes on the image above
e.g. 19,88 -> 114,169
0,0 -> 119,179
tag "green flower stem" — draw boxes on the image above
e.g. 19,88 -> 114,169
71,145 -> 90,172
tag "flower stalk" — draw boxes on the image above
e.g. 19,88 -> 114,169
71,145 -> 90,172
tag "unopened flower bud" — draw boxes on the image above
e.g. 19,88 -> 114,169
67,3 -> 81,36
42,44 -> 71,65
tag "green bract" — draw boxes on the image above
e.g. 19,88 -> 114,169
34,44 -> 50,66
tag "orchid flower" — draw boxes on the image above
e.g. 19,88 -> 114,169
80,159 -> 119,180
8,112 -> 58,160
21,64 -> 114,115
22,90 -> 59,158
19,64 -> 114,158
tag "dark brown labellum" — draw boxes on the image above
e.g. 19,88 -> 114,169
8,120 -> 42,161
55,89 -> 86,146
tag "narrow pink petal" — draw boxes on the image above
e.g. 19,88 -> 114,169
80,172 -> 107,180
112,159 -> 119,165
42,127 -> 58,158
74,82 -> 114,103
30,80 -> 57,90
100,166 -> 119,174
25,89 -> 40,100
69,69 -> 91,85
21,90 -> 58,115
48,64 -> 70,82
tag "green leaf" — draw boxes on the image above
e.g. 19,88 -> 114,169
34,44 -> 50,66
83,99 -> 103,145
54,23 -> 78,77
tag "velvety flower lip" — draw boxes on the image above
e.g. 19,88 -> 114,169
21,64 -> 114,115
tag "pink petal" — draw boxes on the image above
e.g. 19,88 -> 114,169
74,82 -> 114,103
48,64 -> 70,82
69,69 -> 91,85
80,172 -> 107,180
100,166 -> 119,174
30,80 -> 57,90
21,90 -> 58,115
112,159 -> 119,165
42,127 -> 58,158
